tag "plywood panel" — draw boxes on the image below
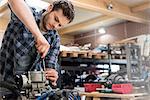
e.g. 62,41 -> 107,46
74,22 -> 149,47
126,22 -> 150,37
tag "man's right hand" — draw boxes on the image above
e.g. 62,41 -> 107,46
35,35 -> 50,58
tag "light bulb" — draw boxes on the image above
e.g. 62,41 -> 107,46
98,28 -> 106,34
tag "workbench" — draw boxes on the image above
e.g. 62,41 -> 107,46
80,92 -> 147,100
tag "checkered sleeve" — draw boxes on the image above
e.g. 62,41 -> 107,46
45,32 -> 60,69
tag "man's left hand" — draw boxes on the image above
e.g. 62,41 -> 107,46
45,68 -> 58,86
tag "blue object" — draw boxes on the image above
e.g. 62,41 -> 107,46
36,91 -> 55,100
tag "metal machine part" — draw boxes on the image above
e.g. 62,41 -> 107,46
16,71 -> 80,100
14,59 -> 50,99
1,58 -> 80,99
15,71 -> 50,99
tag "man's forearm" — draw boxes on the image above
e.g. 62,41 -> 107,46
8,0 -> 42,38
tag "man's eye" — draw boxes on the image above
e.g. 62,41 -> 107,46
55,17 -> 59,22
58,24 -> 61,27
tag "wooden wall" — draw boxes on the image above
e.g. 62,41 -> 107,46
74,21 -> 150,47
126,22 -> 150,38
60,34 -> 74,45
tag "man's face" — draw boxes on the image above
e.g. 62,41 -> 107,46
43,8 -> 70,31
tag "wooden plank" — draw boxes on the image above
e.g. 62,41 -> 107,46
60,51 -> 77,57
60,51 -> 88,58
98,53 -> 107,59
70,52 -> 78,57
80,92 -> 148,99
60,51 -> 107,59
131,2 -> 150,13
93,97 -> 100,100
88,52 -> 96,59
60,51 -> 66,57
87,52 -> 107,59
78,51 -> 88,58
88,52 -> 94,58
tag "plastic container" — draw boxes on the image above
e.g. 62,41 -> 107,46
84,83 -> 101,92
112,83 -> 133,94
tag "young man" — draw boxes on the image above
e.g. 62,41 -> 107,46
0,0 -> 75,99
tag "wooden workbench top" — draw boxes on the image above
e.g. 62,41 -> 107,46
80,92 -> 148,100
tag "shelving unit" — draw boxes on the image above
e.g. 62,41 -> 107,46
58,44 -> 143,89
60,57 -> 137,65
59,44 -> 129,73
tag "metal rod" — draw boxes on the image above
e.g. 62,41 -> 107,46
42,59 -> 46,71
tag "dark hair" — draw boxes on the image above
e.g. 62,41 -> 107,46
52,0 -> 75,23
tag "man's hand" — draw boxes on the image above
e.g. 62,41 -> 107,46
45,68 -> 58,86
35,35 -> 50,58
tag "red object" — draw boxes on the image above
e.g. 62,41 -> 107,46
84,83 -> 101,92
112,83 -> 133,94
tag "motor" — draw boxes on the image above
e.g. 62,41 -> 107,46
15,70 -> 53,99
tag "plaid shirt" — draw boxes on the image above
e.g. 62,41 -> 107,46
0,7 -> 60,83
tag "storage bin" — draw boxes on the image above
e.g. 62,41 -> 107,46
84,83 -> 101,92
112,83 -> 133,94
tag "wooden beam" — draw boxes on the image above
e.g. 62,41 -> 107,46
0,3 -> 9,18
71,0 -> 149,24
59,15 -> 115,34
131,2 -> 150,13
0,4 -> 8,12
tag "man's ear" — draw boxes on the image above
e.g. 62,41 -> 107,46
47,4 -> 53,12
